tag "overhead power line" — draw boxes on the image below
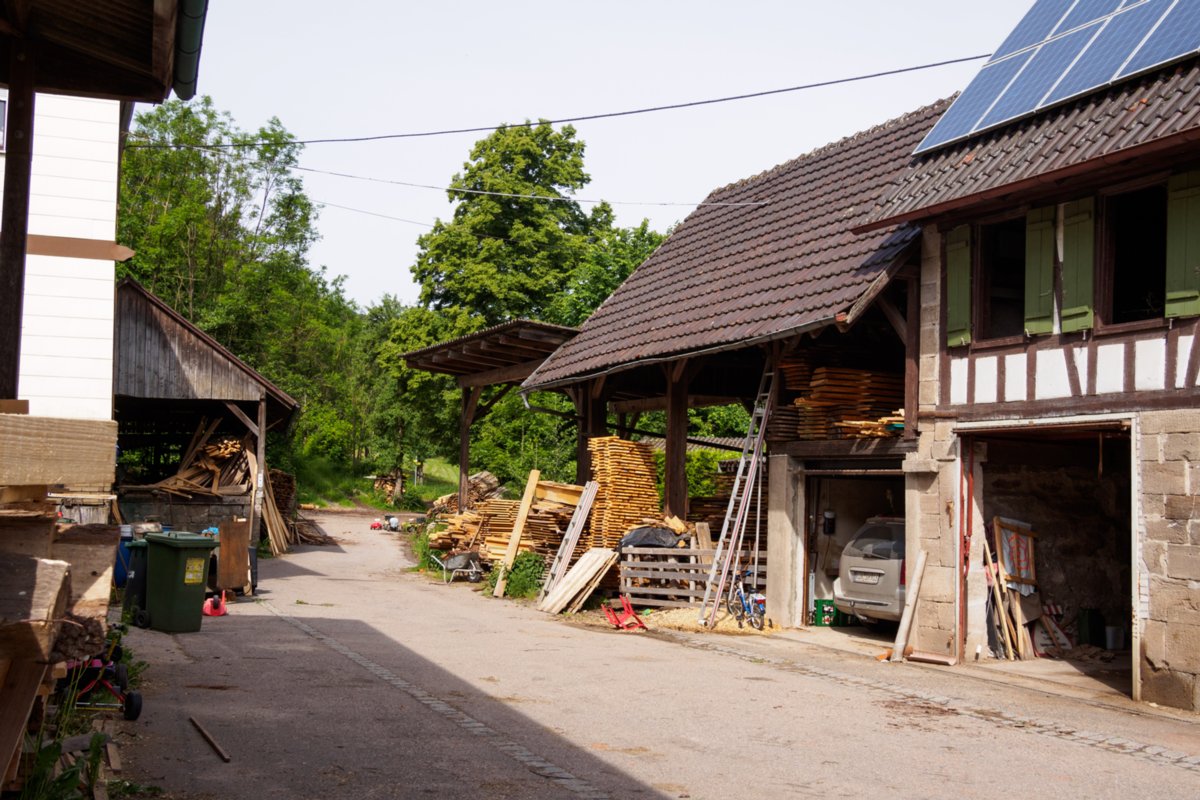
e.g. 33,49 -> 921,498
297,165 -> 766,207
314,200 -> 433,227
127,54 -> 989,151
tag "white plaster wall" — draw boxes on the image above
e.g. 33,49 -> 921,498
950,357 -> 968,405
4,92 -> 120,420
1177,335 -> 1194,389
1004,353 -> 1027,402
1035,348 -> 1071,400
975,356 -> 998,404
1095,344 -> 1124,394
1134,338 -> 1166,391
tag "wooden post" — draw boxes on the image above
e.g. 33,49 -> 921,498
0,43 -> 35,399
664,366 -> 690,518
904,276 -> 919,439
251,398 -> 267,544
493,469 -> 540,597
891,549 -> 928,662
574,380 -> 607,484
457,386 -> 482,510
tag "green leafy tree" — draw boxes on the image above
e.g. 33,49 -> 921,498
412,121 -> 593,325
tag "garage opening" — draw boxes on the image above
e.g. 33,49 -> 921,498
803,462 -> 905,634
967,425 -> 1133,698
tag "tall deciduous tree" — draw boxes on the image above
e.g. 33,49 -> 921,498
411,121 -> 594,325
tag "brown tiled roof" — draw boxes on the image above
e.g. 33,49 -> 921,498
864,59 -> 1200,229
523,100 -> 950,390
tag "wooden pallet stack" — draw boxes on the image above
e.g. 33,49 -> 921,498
586,437 -> 661,548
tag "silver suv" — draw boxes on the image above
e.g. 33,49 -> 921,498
832,517 -> 906,627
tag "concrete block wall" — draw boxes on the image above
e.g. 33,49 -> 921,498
1139,409 -> 1200,711
120,494 -> 251,534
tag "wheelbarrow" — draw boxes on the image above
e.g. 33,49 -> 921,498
430,551 -> 484,584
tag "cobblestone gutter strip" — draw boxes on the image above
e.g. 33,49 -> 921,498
263,602 -> 610,800
657,630 -> 1200,775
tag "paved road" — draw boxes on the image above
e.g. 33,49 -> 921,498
119,511 -> 1200,799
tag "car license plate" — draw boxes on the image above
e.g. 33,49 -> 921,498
851,571 -> 880,585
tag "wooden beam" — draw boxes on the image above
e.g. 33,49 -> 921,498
474,384 -> 514,420
0,415 -> 117,487
610,394 -> 734,414
252,398 -> 267,545
223,402 -> 259,438
663,370 -> 690,518
457,358 -> 542,388
876,293 -> 908,341
0,41 -> 34,399
590,374 -> 606,399
904,277 -> 919,439
25,235 -> 134,262
458,386 -> 483,509
493,470 -> 541,597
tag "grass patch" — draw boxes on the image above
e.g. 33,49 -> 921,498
294,456 -> 394,510
402,457 -> 460,510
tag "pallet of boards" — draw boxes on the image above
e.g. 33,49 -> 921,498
537,548 -> 619,614
619,547 -> 767,609
586,437 -> 660,549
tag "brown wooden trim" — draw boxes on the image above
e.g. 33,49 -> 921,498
939,235 -> 951,408
966,351 -> 976,406
664,371 -> 690,517
952,387 -> 1200,421
997,354 -> 1007,403
1086,334 -> 1098,395
223,401 -> 259,438
456,358 -> 541,388
25,234 -> 134,262
458,386 -> 483,509
0,41 -> 34,399
777,438 -> 918,459
1026,342 -> 1037,403
1065,342 -> 1083,398
1187,326 -> 1200,388
1123,340 -> 1136,394
1166,324 -> 1180,391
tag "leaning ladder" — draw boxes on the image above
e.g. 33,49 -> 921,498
698,364 -> 777,627
537,481 -> 599,604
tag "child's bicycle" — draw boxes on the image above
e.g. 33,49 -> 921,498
56,625 -> 143,721
725,568 -> 767,630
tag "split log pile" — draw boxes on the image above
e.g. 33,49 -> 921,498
586,437 -> 661,548
293,516 -> 334,546
122,418 -> 253,497
269,469 -> 297,518
430,471 -> 503,514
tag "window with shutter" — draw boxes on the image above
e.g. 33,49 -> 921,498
1024,206 -> 1055,335
1061,198 -> 1094,333
945,225 -> 972,347
1166,170 -> 1200,319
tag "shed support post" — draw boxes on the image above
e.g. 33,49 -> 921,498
904,276 -> 919,438
251,397 -> 267,544
573,380 -> 607,484
0,42 -> 35,399
664,368 -> 691,517
458,386 -> 482,510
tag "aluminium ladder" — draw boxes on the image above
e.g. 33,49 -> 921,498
698,364 -> 777,627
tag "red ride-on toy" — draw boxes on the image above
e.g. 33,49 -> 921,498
57,626 -> 143,721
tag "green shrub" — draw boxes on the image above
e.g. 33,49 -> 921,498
489,551 -> 546,599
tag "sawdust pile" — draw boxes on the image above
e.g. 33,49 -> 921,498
643,606 -> 774,636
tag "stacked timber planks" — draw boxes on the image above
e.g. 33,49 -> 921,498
788,368 -> 904,441
432,497 -> 575,564
430,471 -> 503,514
586,437 -> 660,548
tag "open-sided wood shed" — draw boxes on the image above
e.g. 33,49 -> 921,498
114,279 -> 298,537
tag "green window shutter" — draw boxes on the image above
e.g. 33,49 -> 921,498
1024,206 -> 1055,335
945,225 -> 972,347
1166,170 -> 1200,319
1061,198 -> 1095,333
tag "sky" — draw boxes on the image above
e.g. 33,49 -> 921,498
187,1 -> 1035,309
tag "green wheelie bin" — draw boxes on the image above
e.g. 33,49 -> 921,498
123,539 -> 151,627
144,532 -> 218,633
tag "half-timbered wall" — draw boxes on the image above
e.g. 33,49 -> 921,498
9,93 -> 121,419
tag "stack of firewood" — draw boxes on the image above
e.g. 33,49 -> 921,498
121,418 -> 252,497
432,496 -> 575,563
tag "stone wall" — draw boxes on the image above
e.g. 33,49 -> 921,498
119,492 -> 250,533
1139,410 -> 1200,711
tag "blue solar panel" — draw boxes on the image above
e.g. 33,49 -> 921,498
917,52 -> 1034,152
993,0 -> 1074,59
979,24 -> 1100,129
1058,0 -> 1124,35
1117,0 -> 1200,78
1042,0 -> 1168,105
915,0 -> 1200,154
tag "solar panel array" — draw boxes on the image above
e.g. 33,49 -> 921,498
916,0 -> 1200,154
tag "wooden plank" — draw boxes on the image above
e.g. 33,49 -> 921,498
53,524 -> 120,619
0,555 -> 70,661
533,481 -> 584,505
0,415 -> 117,487
0,660 -> 48,785
493,469 -> 540,598
982,535 -> 1014,660
538,548 -> 616,614
537,481 -> 598,603
217,518 -> 251,592
0,400 -> 28,414
890,549 -> 928,663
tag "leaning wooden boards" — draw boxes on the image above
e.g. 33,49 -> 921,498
537,548 -> 619,615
